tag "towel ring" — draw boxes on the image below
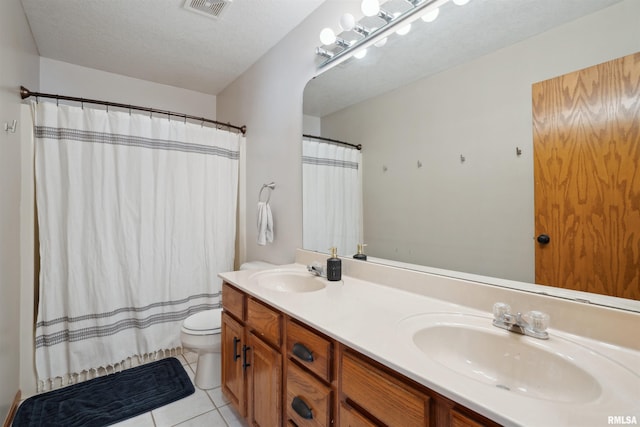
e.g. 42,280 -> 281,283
259,182 -> 276,203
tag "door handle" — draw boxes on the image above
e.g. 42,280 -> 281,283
233,337 -> 241,361
537,234 -> 551,244
242,344 -> 251,370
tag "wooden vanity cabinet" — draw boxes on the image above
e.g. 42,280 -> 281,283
221,283 -> 283,427
222,282 -> 500,427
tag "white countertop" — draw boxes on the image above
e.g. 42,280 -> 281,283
219,261 -> 640,427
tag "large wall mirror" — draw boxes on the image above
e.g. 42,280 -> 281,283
302,0 -> 640,311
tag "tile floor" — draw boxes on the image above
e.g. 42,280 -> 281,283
111,351 -> 249,427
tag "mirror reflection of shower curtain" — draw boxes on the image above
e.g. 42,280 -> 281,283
32,101 -> 241,390
302,138 -> 362,256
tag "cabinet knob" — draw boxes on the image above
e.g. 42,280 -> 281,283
292,343 -> 314,362
292,396 -> 313,420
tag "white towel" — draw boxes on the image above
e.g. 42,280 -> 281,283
257,201 -> 274,245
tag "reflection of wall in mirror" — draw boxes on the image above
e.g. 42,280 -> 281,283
315,0 -> 640,283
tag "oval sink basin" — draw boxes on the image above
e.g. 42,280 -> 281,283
398,314 -> 612,403
250,269 -> 327,293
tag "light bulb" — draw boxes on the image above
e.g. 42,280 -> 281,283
354,49 -> 367,59
453,0 -> 470,5
374,37 -> 387,47
396,23 -> 411,36
319,27 -> 336,45
361,0 -> 380,17
339,13 -> 356,31
421,7 -> 440,22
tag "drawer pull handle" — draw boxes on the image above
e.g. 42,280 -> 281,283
242,345 -> 251,370
233,337 -> 241,361
292,343 -> 314,362
292,396 -> 313,420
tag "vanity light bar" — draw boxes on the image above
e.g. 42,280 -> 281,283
315,0 -> 451,74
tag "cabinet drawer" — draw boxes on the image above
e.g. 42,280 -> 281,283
247,298 -> 282,346
287,362 -> 332,427
222,283 -> 245,320
287,319 -> 332,382
340,350 -> 429,427
339,402 -> 377,427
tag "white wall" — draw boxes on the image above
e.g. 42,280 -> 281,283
303,114 -> 321,135
217,1 -> 360,265
0,0 -> 40,420
39,58 -> 217,118
320,0 -> 640,282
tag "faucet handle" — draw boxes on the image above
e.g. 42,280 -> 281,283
492,302 -> 511,320
523,310 -> 550,332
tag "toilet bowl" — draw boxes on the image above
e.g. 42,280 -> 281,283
181,261 -> 275,389
180,308 -> 222,390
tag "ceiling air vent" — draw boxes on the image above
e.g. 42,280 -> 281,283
183,0 -> 232,19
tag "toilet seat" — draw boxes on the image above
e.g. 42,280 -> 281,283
182,309 -> 222,336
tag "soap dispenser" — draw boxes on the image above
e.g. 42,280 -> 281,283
353,243 -> 367,261
326,247 -> 342,281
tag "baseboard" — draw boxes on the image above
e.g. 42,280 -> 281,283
2,390 -> 21,427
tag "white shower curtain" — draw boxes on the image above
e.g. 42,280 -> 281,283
33,101 -> 241,389
302,138 -> 362,256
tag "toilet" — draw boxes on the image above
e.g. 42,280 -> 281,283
180,308 -> 222,389
181,261 -> 275,389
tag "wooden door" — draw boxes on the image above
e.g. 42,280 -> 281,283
533,52 -> 640,300
221,312 -> 247,417
247,332 -> 282,427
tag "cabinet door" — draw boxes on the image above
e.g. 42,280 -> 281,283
248,332 -> 282,427
221,312 -> 246,417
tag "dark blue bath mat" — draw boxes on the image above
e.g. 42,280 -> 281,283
13,357 -> 194,427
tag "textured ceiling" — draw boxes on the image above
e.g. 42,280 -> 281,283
21,0 -> 325,95
304,0 -> 624,117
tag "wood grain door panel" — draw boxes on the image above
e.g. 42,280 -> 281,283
533,52 -> 640,300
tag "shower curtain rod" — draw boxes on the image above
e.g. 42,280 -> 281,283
303,133 -> 362,150
20,86 -> 247,135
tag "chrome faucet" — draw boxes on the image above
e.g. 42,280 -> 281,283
307,261 -> 325,277
492,303 -> 550,340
